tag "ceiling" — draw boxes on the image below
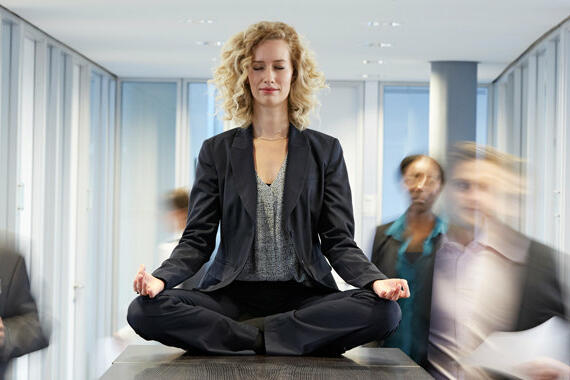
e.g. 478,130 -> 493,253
2,0 -> 569,83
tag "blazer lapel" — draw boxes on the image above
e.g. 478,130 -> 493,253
230,126 -> 257,222
283,125 -> 309,222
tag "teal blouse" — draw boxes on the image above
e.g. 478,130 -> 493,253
382,212 -> 447,360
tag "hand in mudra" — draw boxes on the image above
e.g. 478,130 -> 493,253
133,264 -> 165,298
372,279 -> 410,301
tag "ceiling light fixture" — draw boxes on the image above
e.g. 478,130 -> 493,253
362,59 -> 383,64
364,42 -> 392,48
185,18 -> 215,24
367,20 -> 401,28
195,41 -> 224,47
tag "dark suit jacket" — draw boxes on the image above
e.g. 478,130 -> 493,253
0,247 -> 49,378
153,125 -> 387,291
372,222 -> 566,369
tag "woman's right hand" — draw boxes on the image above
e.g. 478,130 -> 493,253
133,264 -> 165,298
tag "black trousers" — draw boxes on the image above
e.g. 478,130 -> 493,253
127,281 -> 401,355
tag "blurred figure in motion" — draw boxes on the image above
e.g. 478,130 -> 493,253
157,188 -> 208,289
0,240 -> 49,380
371,154 -> 446,366
427,142 -> 567,379
157,188 -> 190,265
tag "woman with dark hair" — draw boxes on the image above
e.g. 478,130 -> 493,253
127,21 -> 409,356
371,154 -> 445,366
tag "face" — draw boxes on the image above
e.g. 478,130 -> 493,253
447,159 -> 520,228
403,157 -> 442,213
247,39 -> 294,109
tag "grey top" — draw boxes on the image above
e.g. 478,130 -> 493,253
237,156 -> 307,282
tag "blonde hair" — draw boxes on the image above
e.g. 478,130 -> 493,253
210,21 -> 326,130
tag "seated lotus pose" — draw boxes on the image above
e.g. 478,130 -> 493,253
127,21 -> 409,356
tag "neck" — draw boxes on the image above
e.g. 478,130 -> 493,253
447,223 -> 475,246
406,209 -> 435,230
252,102 -> 289,139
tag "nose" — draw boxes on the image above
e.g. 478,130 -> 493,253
413,176 -> 427,191
264,68 -> 276,84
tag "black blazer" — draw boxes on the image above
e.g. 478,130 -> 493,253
0,247 -> 49,377
153,125 -> 387,291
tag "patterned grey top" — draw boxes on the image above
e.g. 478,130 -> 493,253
237,156 -> 307,282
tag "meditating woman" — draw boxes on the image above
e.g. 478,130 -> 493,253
128,21 -> 409,355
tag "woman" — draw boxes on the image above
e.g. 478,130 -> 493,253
128,21 -> 409,356
371,154 -> 445,366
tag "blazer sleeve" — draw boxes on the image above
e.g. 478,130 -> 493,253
318,138 -> 387,288
516,241 -> 566,330
153,139 -> 221,289
0,255 -> 49,362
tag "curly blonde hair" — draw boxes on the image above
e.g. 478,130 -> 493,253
210,21 -> 326,130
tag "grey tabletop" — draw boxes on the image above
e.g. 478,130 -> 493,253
101,345 -> 433,379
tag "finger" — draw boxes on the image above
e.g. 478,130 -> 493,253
402,280 -> 411,298
391,288 -> 400,301
135,273 -> 144,293
398,282 -> 410,299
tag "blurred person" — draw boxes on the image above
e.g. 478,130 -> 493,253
127,21 -> 409,356
157,188 -> 190,265
0,241 -> 49,380
157,187 -> 208,289
371,154 -> 446,366
427,142 -> 567,379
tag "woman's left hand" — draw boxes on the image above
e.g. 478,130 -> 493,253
372,279 -> 410,301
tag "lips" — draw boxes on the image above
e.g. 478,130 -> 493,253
260,88 -> 279,93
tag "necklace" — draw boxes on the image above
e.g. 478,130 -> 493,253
255,136 -> 288,141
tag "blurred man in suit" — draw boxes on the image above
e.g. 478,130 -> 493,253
0,241 -> 49,379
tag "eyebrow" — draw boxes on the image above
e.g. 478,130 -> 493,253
252,60 -> 287,64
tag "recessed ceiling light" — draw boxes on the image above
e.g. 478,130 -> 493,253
364,42 -> 392,48
185,18 -> 215,24
362,59 -> 383,65
367,20 -> 400,28
362,74 -> 369,79
195,41 -> 224,47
